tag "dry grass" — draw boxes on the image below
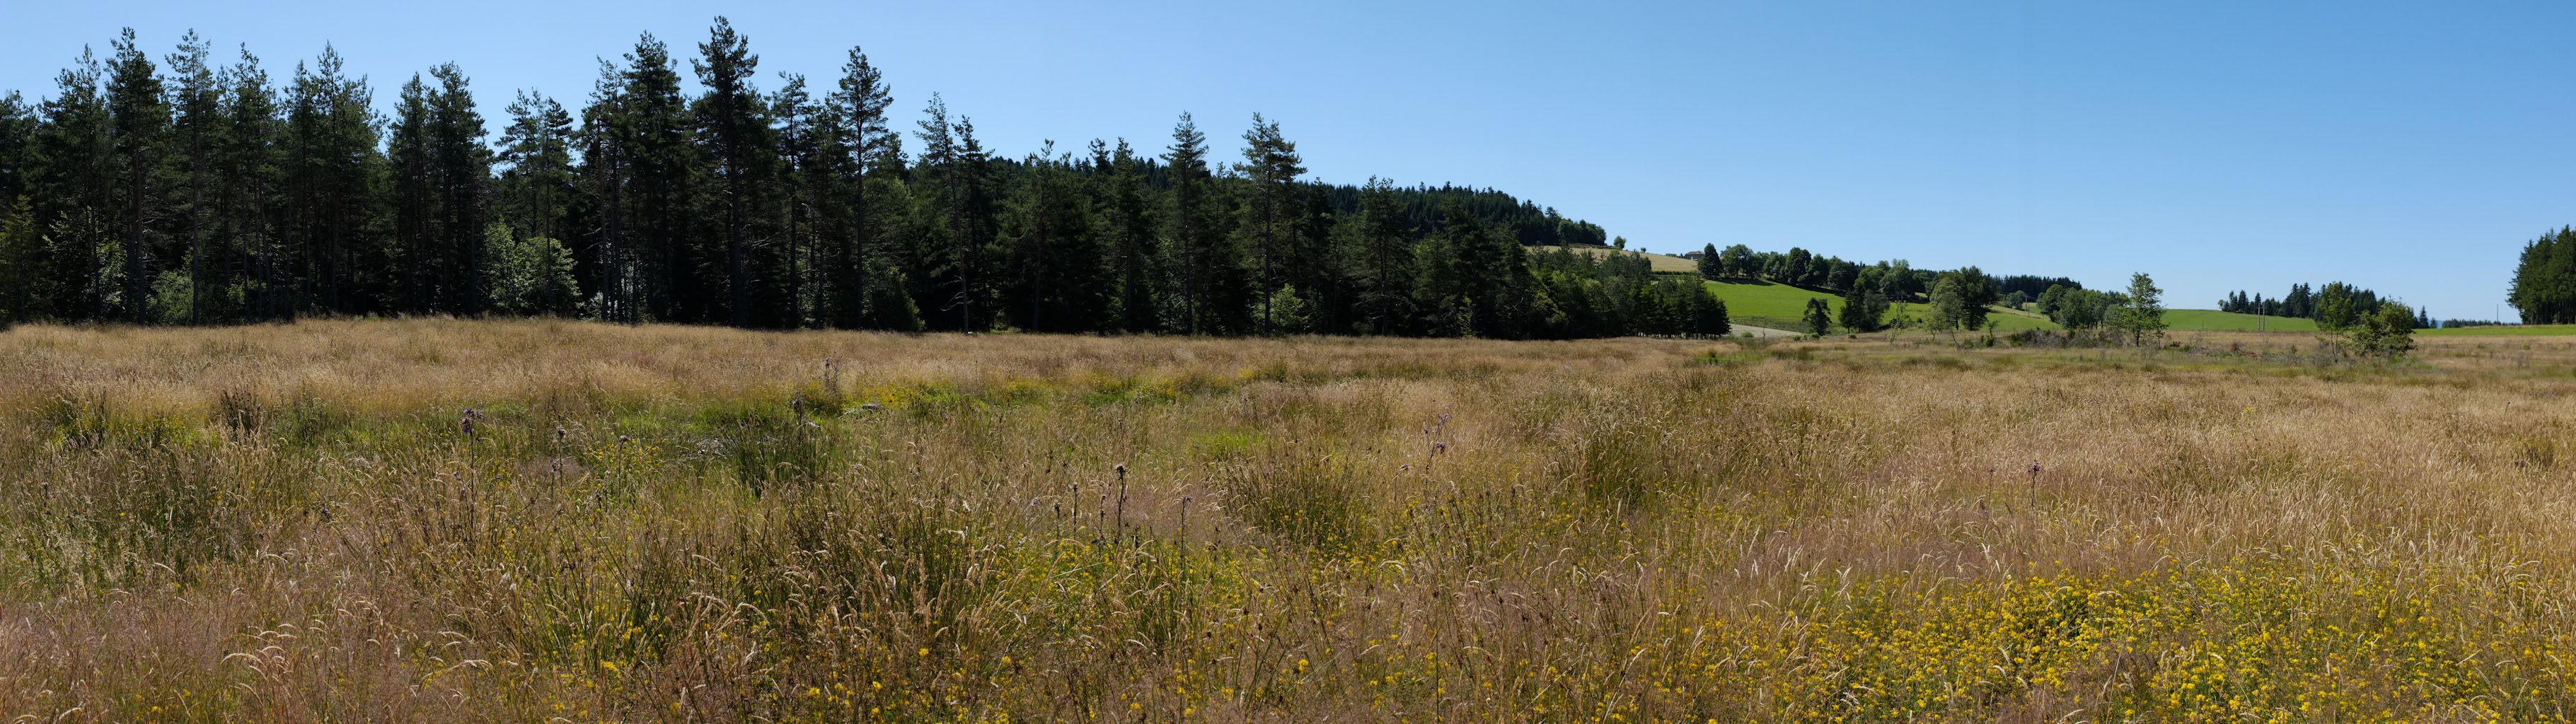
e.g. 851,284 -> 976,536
3,320 -> 2576,723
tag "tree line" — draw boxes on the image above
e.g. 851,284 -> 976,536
2215,282 -> 2427,330
0,21 -> 1733,339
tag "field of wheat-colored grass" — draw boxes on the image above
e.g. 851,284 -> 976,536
4,320 -> 2576,723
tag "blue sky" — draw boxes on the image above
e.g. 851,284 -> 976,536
7,1 -> 2570,320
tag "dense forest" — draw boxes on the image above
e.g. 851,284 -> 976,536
0,22 -> 1739,339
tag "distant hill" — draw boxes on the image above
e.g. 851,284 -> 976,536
1536,257 -> 2364,336
1532,246 -> 1701,274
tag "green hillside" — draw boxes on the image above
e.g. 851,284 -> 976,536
1692,281 -> 2346,336
2161,310 -> 2318,332
1704,279 -> 2060,333
1982,305 -> 2061,332
1702,279 -> 1842,329
1533,245 -> 1701,274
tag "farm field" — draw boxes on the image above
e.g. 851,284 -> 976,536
8,320 -> 2576,722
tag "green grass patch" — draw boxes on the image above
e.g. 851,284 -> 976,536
1702,279 -> 1842,323
1981,305 -> 2061,331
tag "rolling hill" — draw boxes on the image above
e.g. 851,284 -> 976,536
1532,245 -> 1702,274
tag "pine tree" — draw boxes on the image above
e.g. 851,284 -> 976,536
220,45 -> 284,322
1290,182 -> 1343,334
1235,112 -> 1304,334
388,73 -> 435,310
497,90 -> 574,245
32,47 -> 111,320
1360,176 -> 1421,334
429,64 -> 491,314
911,94 -> 1001,331
1000,143 -> 1107,332
609,33 -> 700,322
167,30 -> 219,324
579,61 -> 633,322
0,93 -> 34,204
1162,112 -> 1242,334
0,196 -> 40,324
105,28 -> 167,322
1094,138 -> 1160,332
2509,228 -> 2576,325
284,45 -> 381,316
2114,272 -> 2168,345
694,17 -> 773,327
773,72 -> 835,325
829,45 -> 894,329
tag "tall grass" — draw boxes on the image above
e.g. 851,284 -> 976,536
2,319 -> 2575,722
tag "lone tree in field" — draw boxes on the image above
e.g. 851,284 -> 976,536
2347,298 -> 2418,361
1839,288 -> 1887,332
1802,297 -> 1832,336
1927,267 -> 1995,331
2314,281 -> 2359,331
2113,272 -> 2167,345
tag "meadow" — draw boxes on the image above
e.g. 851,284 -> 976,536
4,320 -> 2576,723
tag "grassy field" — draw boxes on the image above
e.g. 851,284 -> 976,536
8,320 -> 2576,722
1532,245 -> 1701,274
1696,279 -> 2315,335
1700,278 -> 1843,329
2421,324 -> 2576,336
2161,309 -> 2320,332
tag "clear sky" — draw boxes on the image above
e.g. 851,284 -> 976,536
7,1 -> 2570,320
